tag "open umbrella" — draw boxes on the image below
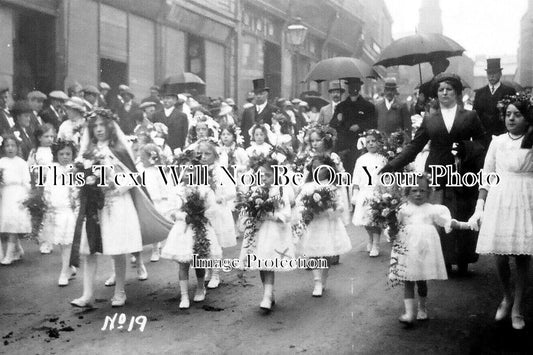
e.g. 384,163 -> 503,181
374,33 -> 465,83
162,72 -> 205,86
501,80 -> 524,92
304,57 -> 376,82
301,96 -> 329,109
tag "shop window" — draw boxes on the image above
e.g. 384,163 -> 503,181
187,34 -> 205,81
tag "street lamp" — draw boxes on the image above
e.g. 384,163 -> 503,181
287,17 -> 308,98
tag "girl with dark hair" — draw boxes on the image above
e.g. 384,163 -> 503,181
0,135 -> 31,265
245,124 -> 273,157
42,140 -> 78,285
468,94 -> 533,330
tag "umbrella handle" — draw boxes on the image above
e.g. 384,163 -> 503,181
418,64 -> 423,85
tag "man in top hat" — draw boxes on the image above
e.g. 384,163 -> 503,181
152,89 -> 188,151
318,81 -> 345,125
27,90 -> 47,133
41,90 -> 69,131
115,86 -> 139,135
473,58 -> 516,144
329,78 -> 376,174
240,78 -> 279,147
98,82 -> 110,108
0,83 -> 15,135
83,85 -> 100,111
375,78 -> 411,139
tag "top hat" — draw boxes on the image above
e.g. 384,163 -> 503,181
384,77 -> 398,90
328,82 -> 345,93
486,58 -> 502,73
252,79 -> 270,94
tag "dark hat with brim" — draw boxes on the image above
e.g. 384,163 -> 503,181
486,58 -> 502,73
11,101 -> 33,117
252,78 -> 270,94
328,81 -> 345,93
432,73 -> 463,95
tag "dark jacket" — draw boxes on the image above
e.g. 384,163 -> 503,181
11,124 -> 36,160
0,108 -> 14,135
240,103 -> 278,147
41,106 -> 63,132
152,107 -> 188,150
473,83 -> 516,141
329,96 -> 376,152
116,101 -> 140,135
375,99 -> 412,139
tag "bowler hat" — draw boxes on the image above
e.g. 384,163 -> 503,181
11,101 -> 33,117
486,58 -> 502,73
27,91 -> 47,100
328,81 -> 345,93
252,78 -> 270,94
384,77 -> 398,90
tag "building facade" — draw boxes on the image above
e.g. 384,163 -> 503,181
517,0 -> 533,88
0,0 -> 392,104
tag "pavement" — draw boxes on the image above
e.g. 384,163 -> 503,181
1,226 -> 533,355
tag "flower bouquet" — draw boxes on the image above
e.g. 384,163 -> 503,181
380,130 -> 406,162
22,187 -> 48,241
300,187 -> 338,226
366,183 -> 404,241
182,187 -> 210,259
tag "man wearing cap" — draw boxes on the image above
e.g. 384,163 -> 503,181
152,89 -> 188,151
116,86 -> 139,135
0,84 -> 15,135
375,78 -> 411,139
240,79 -> 278,147
27,90 -> 47,133
142,85 -> 163,112
10,101 -> 37,160
41,90 -> 69,131
318,82 -> 345,125
329,78 -> 376,174
67,82 -> 84,99
473,58 -> 516,144
133,99 -> 157,133
98,82 -> 110,108
83,85 -> 100,111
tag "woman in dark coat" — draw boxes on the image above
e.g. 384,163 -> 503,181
380,73 -> 487,274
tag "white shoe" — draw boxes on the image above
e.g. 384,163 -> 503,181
179,298 -> 190,309
366,243 -> 372,253
104,274 -> 116,287
137,264 -> 148,281
111,291 -> 127,307
399,299 -> 416,325
260,297 -> 273,311
417,297 -> 428,320
193,287 -> 206,302
369,246 -> 380,257
207,274 -> 220,289
1,256 -> 14,265
58,274 -> 69,287
40,245 -> 52,255
70,266 -> 77,279
150,251 -> 160,262
312,280 -> 323,297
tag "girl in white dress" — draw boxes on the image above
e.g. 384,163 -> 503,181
41,140 -> 78,285
219,124 -> 248,176
27,123 -> 56,254
245,124 -> 273,158
161,155 -> 223,309
352,130 -> 388,257
295,154 -> 352,297
0,135 -> 32,265
196,139 -> 236,289
71,110 -> 145,308
239,156 -> 295,312
469,95 -> 533,330
390,175 -> 469,326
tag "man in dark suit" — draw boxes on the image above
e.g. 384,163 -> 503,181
10,101 -> 36,160
0,84 -> 15,135
116,86 -> 139,135
41,90 -> 68,131
376,78 -> 411,140
329,78 -> 376,175
27,91 -> 47,135
473,58 -> 516,144
152,90 -> 188,151
240,78 -> 278,147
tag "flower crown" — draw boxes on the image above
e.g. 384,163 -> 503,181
174,149 -> 202,165
359,129 -> 383,140
248,152 -> 279,171
498,93 -> 532,109
85,108 -> 118,121
300,123 -> 337,141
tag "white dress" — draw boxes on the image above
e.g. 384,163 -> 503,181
239,186 -> 296,271
476,134 -> 533,255
0,157 -> 32,233
245,142 -> 272,157
79,143 -> 143,255
142,165 -> 175,220
27,147 -> 54,167
161,185 -> 222,262
57,119 -> 85,145
389,203 -> 450,282
295,182 -> 352,257
41,164 -> 77,245
211,165 -> 237,248
352,152 -> 387,226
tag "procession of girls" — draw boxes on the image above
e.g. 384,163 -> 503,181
1,91 -> 532,330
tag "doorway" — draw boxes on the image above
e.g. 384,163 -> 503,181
99,58 -> 128,106
264,41 -> 281,100
13,9 -> 55,100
